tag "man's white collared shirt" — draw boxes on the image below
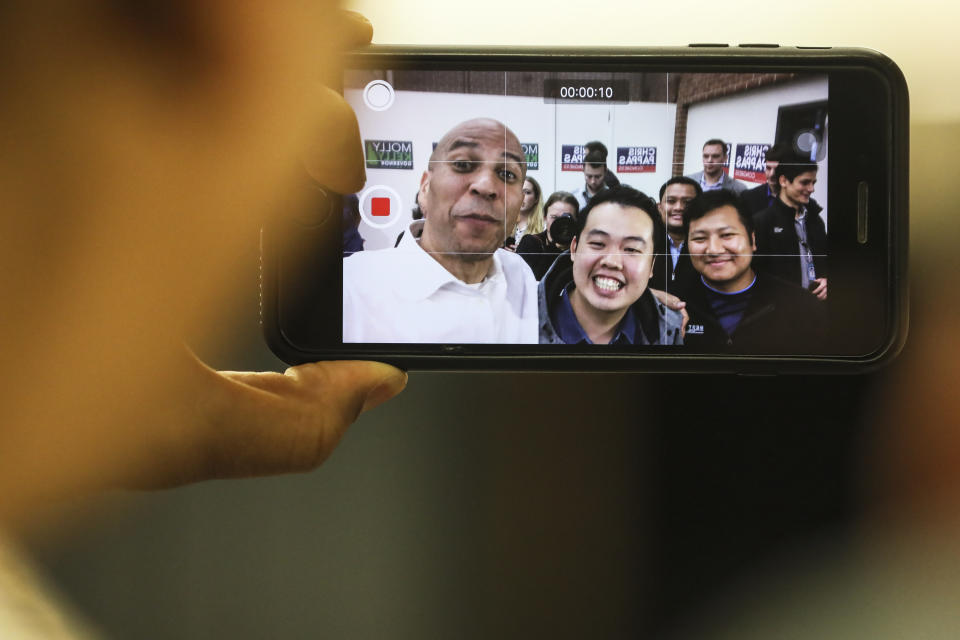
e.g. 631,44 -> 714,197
342,226 -> 538,343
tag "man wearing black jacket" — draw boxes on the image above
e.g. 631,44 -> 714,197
650,176 -> 701,294
741,143 -> 786,216
678,190 -> 824,352
753,158 -> 828,299
743,143 -> 824,217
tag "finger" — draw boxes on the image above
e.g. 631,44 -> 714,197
202,361 -> 407,480
302,86 -> 365,194
663,293 -> 686,311
341,11 -> 373,47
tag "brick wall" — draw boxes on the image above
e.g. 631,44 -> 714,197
671,73 -> 796,176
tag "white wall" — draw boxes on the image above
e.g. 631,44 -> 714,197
682,76 -> 829,224
346,87 -> 676,250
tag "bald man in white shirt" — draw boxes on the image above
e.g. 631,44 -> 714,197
343,118 -> 539,343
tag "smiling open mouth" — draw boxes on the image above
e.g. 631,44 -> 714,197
593,276 -> 624,292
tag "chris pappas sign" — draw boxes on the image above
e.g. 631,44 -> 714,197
561,144 -> 586,171
617,146 -> 656,173
733,143 -> 769,183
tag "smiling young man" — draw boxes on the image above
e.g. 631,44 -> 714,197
678,190 -> 823,351
343,118 -> 539,343
649,176 -> 702,294
538,186 -> 684,345
753,157 -> 828,300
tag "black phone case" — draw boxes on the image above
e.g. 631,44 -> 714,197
262,45 -> 909,373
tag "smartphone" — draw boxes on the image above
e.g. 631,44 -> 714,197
261,45 -> 908,373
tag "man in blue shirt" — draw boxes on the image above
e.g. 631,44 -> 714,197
538,186 -> 684,345
685,138 -> 748,195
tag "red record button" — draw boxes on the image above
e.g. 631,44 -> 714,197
371,197 -> 391,217
358,185 -> 403,229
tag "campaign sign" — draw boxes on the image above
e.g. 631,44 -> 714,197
617,146 -> 657,173
365,139 -> 414,170
522,143 -> 539,171
733,143 -> 770,183
561,144 -> 587,171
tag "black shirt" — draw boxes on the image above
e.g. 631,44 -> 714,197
516,231 -> 564,280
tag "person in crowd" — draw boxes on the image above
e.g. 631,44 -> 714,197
678,190 -> 823,351
508,176 -> 543,250
753,156 -> 827,300
743,143 -> 825,218
741,143 -> 787,215
538,186 -> 683,345
574,150 -> 610,210
343,194 -> 365,255
516,191 -> 579,280
394,192 -> 424,247
686,138 -> 747,195
650,176 -> 702,294
343,118 -> 538,343
585,140 -> 621,190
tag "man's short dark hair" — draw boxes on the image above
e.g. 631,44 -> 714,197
703,138 -> 727,154
658,176 -> 703,201
682,189 -> 754,239
573,185 -> 665,256
583,150 -> 606,168
774,155 -> 818,183
764,143 -> 788,163
584,141 -> 608,161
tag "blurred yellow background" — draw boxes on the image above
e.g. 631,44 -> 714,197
352,0 -> 959,123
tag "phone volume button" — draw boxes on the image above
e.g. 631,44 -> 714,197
857,181 -> 869,244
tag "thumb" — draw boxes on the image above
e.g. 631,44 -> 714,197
184,360 -> 407,484
279,360 -> 408,418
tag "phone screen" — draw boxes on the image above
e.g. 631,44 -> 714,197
339,66 -> 832,353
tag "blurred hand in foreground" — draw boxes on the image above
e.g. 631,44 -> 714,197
0,1 -> 404,527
